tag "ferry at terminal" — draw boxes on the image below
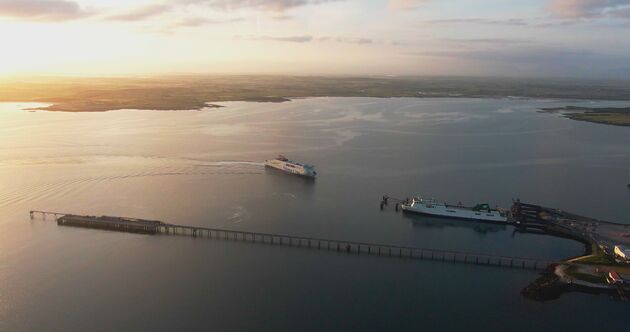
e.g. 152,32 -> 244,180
401,197 -> 507,223
264,155 -> 317,178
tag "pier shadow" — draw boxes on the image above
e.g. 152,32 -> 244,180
402,213 -> 506,235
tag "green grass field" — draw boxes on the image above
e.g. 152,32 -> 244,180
540,106 -> 630,127
570,113 -> 630,126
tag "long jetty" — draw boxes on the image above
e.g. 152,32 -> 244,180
510,201 -> 630,252
29,210 -> 552,271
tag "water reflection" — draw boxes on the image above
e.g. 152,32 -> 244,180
264,168 -> 317,198
403,213 -> 506,235
2,97 -> 630,331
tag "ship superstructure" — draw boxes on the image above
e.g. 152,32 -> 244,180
401,197 -> 507,223
264,155 -> 317,178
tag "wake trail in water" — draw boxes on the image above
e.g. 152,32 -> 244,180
0,161 -> 265,208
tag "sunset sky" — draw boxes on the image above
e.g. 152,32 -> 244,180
1,0 -> 630,78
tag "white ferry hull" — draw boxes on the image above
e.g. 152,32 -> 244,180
264,160 -> 316,178
401,201 -> 507,223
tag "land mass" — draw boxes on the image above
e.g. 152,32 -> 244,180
1,75 -> 630,112
539,106 -> 630,126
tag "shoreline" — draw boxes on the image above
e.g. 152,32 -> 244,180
4,75 -> 630,113
538,106 -> 630,127
11,95 -> 630,113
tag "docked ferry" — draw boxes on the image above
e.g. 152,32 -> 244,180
401,197 -> 507,223
264,155 -> 317,178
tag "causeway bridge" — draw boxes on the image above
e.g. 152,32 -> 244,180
29,210 -> 552,271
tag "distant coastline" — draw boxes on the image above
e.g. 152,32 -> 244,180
24,103 -> 225,112
539,106 -> 630,126
2,75 -> 630,113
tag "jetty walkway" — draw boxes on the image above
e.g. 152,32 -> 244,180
29,210 -> 551,271
511,202 -> 630,251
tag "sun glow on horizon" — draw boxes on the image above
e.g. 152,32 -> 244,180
1,0 -> 629,78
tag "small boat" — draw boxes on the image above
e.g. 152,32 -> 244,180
401,197 -> 507,223
264,155 -> 317,178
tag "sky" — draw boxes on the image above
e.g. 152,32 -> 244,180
0,0 -> 629,78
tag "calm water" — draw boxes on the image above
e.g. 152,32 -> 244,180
1,98 -> 629,331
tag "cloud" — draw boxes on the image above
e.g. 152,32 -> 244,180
106,4 -> 171,21
410,47 -> 630,78
172,16 -> 244,27
409,49 -> 630,79
237,34 -> 375,44
426,18 -> 529,26
546,0 -> 630,18
102,0 -> 338,25
389,0 -> 429,10
271,14 -> 292,20
611,5 -> 630,16
181,0 -> 340,12
0,0 -> 90,21
237,35 -> 314,42
443,38 -> 531,45
319,36 -> 373,44
102,0 -> 339,25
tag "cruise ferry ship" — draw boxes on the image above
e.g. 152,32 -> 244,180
264,155 -> 317,178
401,197 -> 507,223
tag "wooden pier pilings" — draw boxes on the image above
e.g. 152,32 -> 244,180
159,223 -> 551,271
58,215 -> 162,234
30,210 -> 552,271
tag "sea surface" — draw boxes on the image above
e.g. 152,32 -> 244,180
1,97 -> 629,331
